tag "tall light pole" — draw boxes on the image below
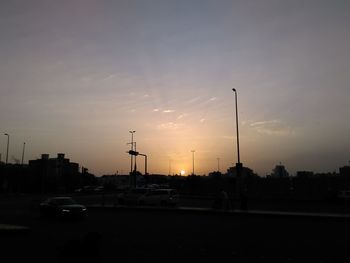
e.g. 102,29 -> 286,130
134,142 -> 137,172
21,142 -> 26,165
139,153 -> 148,175
169,159 -> 172,176
232,88 -> 244,207
129,131 -> 135,174
191,150 -> 195,175
217,157 -> 220,172
232,88 -> 241,165
4,133 -> 9,165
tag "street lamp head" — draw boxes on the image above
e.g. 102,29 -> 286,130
4,133 -> 9,136
129,130 -> 135,133
232,88 -> 236,92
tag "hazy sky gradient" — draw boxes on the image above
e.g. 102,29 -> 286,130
1,0 -> 350,176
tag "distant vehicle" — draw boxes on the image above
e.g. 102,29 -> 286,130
93,186 -> 105,193
117,188 -> 151,205
138,189 -> 179,207
74,185 -> 105,194
146,184 -> 160,189
145,183 -> 170,189
39,197 -> 87,219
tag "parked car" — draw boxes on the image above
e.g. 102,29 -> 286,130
117,188 -> 150,205
138,189 -> 179,207
75,185 -> 106,194
40,197 -> 87,219
93,186 -> 105,193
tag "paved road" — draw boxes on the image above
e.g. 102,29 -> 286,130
1,207 -> 350,263
2,192 -> 350,214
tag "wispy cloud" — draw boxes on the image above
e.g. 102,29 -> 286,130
177,113 -> 188,120
200,118 -> 206,123
157,122 -> 179,130
249,120 -> 295,136
186,96 -> 201,104
101,74 -> 116,82
163,109 -> 175,113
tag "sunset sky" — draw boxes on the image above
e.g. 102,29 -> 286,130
1,0 -> 349,176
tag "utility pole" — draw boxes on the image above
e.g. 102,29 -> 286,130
139,153 -> 148,176
128,131 -> 136,188
232,89 -> 241,165
129,131 -> 136,174
4,133 -> 9,165
21,142 -> 26,165
169,160 -> 172,176
191,150 -> 195,175
232,88 -> 246,209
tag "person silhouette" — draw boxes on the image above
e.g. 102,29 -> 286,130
220,189 -> 230,210
213,188 -> 230,210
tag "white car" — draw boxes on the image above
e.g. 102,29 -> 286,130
138,189 -> 179,207
39,197 -> 87,219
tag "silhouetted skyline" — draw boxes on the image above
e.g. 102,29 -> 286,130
1,0 -> 350,176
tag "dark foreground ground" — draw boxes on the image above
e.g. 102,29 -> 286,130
2,206 -> 350,263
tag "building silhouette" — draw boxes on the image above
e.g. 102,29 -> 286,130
29,153 -> 80,192
340,165 -> 350,176
270,163 -> 289,177
29,153 -> 79,176
226,165 -> 256,177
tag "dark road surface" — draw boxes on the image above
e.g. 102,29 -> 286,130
2,207 -> 350,263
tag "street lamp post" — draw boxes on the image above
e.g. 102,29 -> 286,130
169,160 -> 172,176
21,142 -> 26,165
128,131 -> 136,188
133,142 -> 137,172
4,133 -> 9,165
139,153 -> 148,176
232,89 -> 241,165
191,150 -> 195,175
232,88 -> 244,208
129,131 -> 136,174
217,157 -> 220,172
